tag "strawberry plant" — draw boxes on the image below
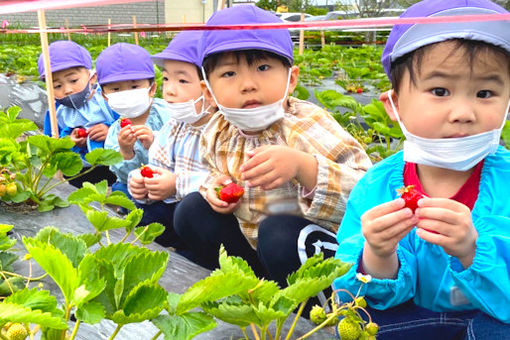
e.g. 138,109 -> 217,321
0,182 -> 168,339
0,106 -> 122,211
152,247 -> 352,340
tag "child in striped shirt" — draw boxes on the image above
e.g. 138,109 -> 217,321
128,31 -> 213,251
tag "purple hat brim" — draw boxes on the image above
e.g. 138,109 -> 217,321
204,40 -> 293,64
152,52 -> 200,68
99,71 -> 156,85
38,61 -> 90,80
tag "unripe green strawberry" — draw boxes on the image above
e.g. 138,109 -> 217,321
6,182 -> 17,196
365,322 -> 378,336
0,183 -> 6,197
355,297 -> 367,308
5,323 -> 28,340
337,318 -> 361,340
309,305 -> 326,324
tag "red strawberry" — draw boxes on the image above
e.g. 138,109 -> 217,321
356,87 -> 363,94
215,182 -> 244,203
76,127 -> 88,138
140,165 -> 154,178
120,118 -> 132,128
397,185 -> 423,213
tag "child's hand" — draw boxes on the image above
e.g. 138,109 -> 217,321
87,123 -> 109,141
132,125 -> 154,150
128,170 -> 148,200
144,167 -> 176,201
70,128 -> 87,148
415,197 -> 478,267
240,145 -> 317,191
206,175 -> 241,214
118,125 -> 137,159
361,198 -> 418,278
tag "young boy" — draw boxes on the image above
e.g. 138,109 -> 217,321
173,5 -> 371,279
333,0 -> 510,338
99,43 -> 171,201
38,40 -> 118,187
127,31 -> 212,250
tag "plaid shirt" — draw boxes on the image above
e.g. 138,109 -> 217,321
200,96 -> 372,248
146,118 -> 210,204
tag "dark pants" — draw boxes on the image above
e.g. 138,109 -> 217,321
174,192 -> 338,296
136,200 -> 186,250
357,300 -> 510,340
173,192 -> 267,277
258,215 -> 339,316
67,165 -> 116,188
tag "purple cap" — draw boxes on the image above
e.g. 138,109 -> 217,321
96,43 -> 155,85
37,40 -> 92,80
152,31 -> 202,68
199,5 -> 293,65
382,0 -> 510,79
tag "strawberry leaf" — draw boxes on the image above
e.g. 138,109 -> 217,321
202,301 -> 258,327
121,250 -> 168,304
23,237 -> 79,305
104,194 -> 136,210
110,282 -> 167,324
31,227 -> 87,267
75,301 -> 105,324
176,271 -> 258,315
134,223 -> 165,245
4,288 -> 60,315
0,303 -> 66,329
152,312 -> 216,340
85,148 -> 123,166
85,210 -> 131,232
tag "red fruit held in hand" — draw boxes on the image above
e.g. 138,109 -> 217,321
215,182 -> 244,203
76,127 -> 88,138
120,118 -> 132,128
397,185 -> 423,213
140,165 -> 154,178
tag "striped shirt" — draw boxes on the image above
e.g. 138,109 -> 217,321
104,98 -> 172,184
200,96 -> 372,248
146,118 -> 210,204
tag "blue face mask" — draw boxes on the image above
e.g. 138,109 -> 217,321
56,83 -> 94,109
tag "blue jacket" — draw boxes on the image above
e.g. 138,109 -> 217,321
44,88 -> 118,160
104,98 -> 171,184
333,147 -> 510,323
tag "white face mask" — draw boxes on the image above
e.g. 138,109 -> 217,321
106,87 -> 152,119
387,90 -> 508,171
202,67 -> 291,132
166,95 -> 210,124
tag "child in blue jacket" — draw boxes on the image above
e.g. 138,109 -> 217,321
333,1 -> 510,339
99,43 -> 171,201
38,40 -> 118,187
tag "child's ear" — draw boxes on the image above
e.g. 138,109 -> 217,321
379,90 -> 399,121
201,80 -> 217,109
287,65 -> 300,96
149,81 -> 157,97
89,72 -> 97,84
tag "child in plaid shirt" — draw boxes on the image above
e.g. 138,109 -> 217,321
174,5 -> 371,280
128,31 -> 213,251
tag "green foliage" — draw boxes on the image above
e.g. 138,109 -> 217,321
0,106 -> 122,211
164,246 -> 352,339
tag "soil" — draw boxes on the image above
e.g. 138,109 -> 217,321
0,199 -> 38,214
